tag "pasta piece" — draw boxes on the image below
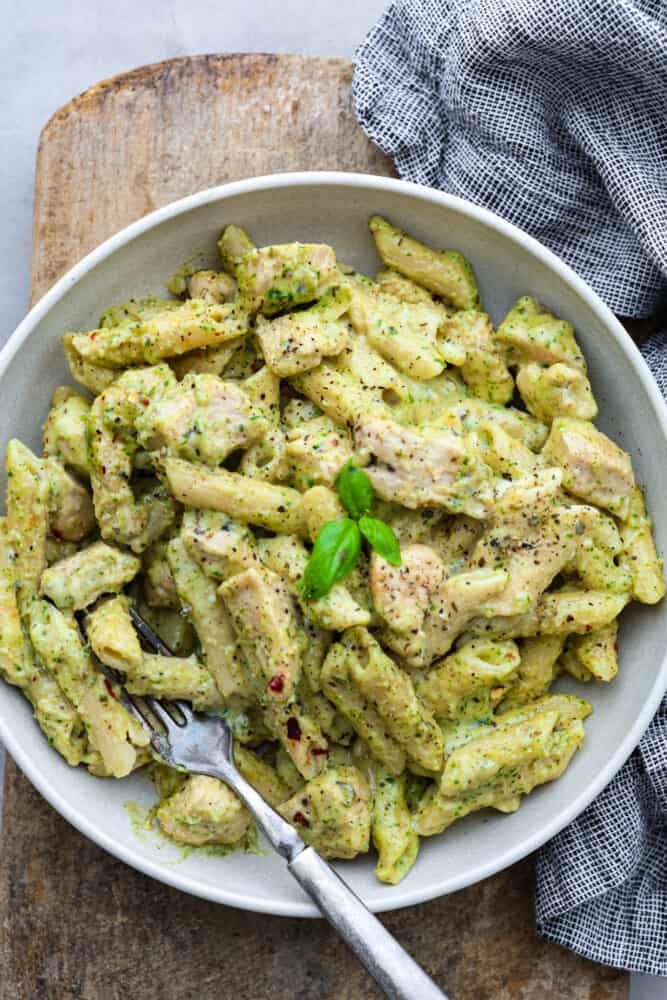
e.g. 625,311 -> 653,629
301,485 -> 346,541
28,599 -> 148,777
142,540 -> 180,607
156,775 -> 251,846
369,216 -> 480,310
369,765 -> 419,885
292,360 -> 382,426
278,766 -> 371,859
500,636 -> 564,709
285,415 -> 353,491
568,621 -> 619,682
542,417 -> 635,517
438,398 -> 549,452
85,595 -> 143,672
239,366 -> 289,482
166,537 -> 246,702
467,588 -> 629,640
133,599 -> 196,657
257,535 -> 370,631
376,267 -> 447,306
496,297 -> 586,369
440,710 -> 559,795
572,508 -> 633,595
354,414 -> 493,517
256,286 -> 350,376
415,695 -> 590,835
440,311 -> 513,404
39,541 -> 140,611
63,333 -> 118,395
5,439 -> 50,606
321,643 -> 406,775
237,242 -> 338,315
42,387 -> 92,477
217,223 -> 256,276
219,566 -> 328,779
416,639 -> 521,723
516,362 -> 597,422
234,745 -> 291,807
619,486 -> 666,604
68,301 -> 249,368
165,458 -> 307,536
0,519 -> 87,765
473,420 -> 541,480
170,338 -> 245,379
125,653 -> 221,709
343,628 -> 445,773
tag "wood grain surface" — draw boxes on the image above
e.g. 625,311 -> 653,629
0,54 -> 628,1000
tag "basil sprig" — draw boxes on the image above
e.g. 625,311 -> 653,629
298,462 -> 402,600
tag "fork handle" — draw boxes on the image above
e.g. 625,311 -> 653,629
289,847 -> 446,1000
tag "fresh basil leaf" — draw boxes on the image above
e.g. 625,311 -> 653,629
298,518 -> 362,600
335,461 -> 374,519
359,515 -> 402,566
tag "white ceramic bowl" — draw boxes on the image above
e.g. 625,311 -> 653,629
1,172 -> 666,917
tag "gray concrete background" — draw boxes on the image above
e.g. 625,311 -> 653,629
0,3 -> 664,995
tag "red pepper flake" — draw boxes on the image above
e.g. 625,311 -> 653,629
614,643 -> 619,652
90,332 -> 98,340
311,747 -> 328,756
140,396 -> 150,407
267,673 -> 285,693
104,678 -> 117,700
293,811 -> 310,828
286,717 -> 301,741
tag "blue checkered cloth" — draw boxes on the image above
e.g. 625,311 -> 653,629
353,0 -> 667,976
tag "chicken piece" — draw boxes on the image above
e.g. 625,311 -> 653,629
156,775 -> 251,846
347,278 -> 462,378
439,310 -> 514,404
237,242 -> 338,315
136,373 -> 266,466
278,766 -> 371,859
468,503 -> 585,617
180,509 -> 260,581
516,362 -> 598,422
382,567 -> 510,667
542,418 -> 634,518
187,269 -> 237,303
375,267 -> 445,306
496,297 -> 586,369
256,286 -> 350,376
285,416 -> 353,490
45,459 -> 95,541
218,566 -> 303,701
371,544 -> 445,635
354,414 -> 493,518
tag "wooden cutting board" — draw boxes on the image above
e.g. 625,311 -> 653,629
0,54 -> 628,1000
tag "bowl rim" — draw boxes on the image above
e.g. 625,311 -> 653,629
2,170 -> 666,917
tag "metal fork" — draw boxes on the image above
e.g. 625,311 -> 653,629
126,607 -> 446,1000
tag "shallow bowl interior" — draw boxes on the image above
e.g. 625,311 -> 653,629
1,173 -> 665,916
